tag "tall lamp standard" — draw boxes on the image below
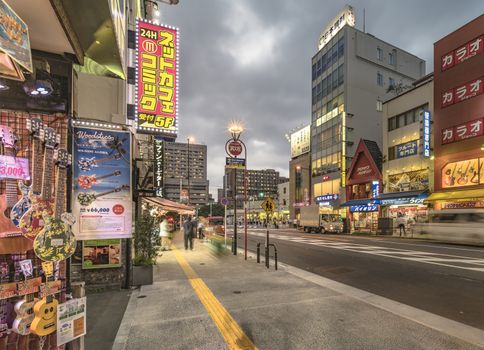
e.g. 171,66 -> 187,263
227,124 -> 247,258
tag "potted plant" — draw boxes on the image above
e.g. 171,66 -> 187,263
132,205 -> 160,286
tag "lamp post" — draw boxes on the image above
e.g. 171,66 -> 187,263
227,124 -> 247,258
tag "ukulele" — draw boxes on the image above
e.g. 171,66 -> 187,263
12,259 -> 39,335
457,162 -> 471,185
0,126 -> 32,254
77,185 -> 129,206
19,127 -> 59,240
30,262 -> 58,336
11,118 -> 44,227
77,170 -> 122,190
77,153 -> 121,172
34,149 -> 77,262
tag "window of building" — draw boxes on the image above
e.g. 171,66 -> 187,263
338,37 -> 344,58
377,72 -> 383,86
332,70 -> 338,90
283,187 -> 286,194
376,100 -> 383,112
388,146 -> 396,161
338,65 -> 344,86
377,47 -> 383,61
387,103 -> 429,131
389,52 -> 395,65
389,77 -> 395,88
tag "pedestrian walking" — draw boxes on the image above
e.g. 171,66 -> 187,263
198,221 -> 205,239
159,215 -> 171,251
396,213 -> 407,237
183,216 -> 194,250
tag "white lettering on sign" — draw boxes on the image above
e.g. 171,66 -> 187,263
318,5 -> 355,50
356,165 -> 371,176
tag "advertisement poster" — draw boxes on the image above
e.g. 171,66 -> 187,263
136,19 -> 179,135
82,239 -> 121,269
0,0 -> 32,72
57,297 -> 87,346
290,125 -> 310,158
73,127 -> 132,239
442,158 -> 482,188
387,169 -> 429,192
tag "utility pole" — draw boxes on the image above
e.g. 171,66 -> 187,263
232,168 -> 237,255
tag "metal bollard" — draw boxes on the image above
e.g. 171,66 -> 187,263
267,244 -> 278,271
256,243 -> 261,263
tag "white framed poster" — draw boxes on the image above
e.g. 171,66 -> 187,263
57,297 -> 87,346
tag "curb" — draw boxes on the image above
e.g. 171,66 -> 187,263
111,287 -> 140,350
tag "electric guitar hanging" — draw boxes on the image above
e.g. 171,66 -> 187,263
10,118 -> 44,227
0,125 -> 32,254
19,127 -> 59,240
34,148 -> 77,262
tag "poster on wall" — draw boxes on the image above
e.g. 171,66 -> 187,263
56,297 -> 87,346
290,125 -> 310,158
72,127 -> 132,239
387,169 -> 429,192
442,158 -> 482,188
136,19 -> 179,135
82,239 -> 121,269
0,0 -> 32,72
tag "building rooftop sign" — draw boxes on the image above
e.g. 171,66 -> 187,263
318,5 -> 355,50
290,125 -> 310,158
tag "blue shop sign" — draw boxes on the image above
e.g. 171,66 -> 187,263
396,140 -> 418,159
350,204 -> 379,212
422,111 -> 431,158
380,196 -> 426,206
315,194 -> 339,203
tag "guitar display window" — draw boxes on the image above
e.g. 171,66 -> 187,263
441,157 -> 482,188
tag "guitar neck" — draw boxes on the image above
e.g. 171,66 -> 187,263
4,147 -> 18,208
94,156 -> 115,165
32,138 -> 43,194
54,168 -> 66,219
41,148 -> 55,201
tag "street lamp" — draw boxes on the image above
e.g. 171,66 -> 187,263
187,137 -> 194,205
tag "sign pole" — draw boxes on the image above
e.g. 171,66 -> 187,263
224,203 -> 227,249
265,213 -> 270,268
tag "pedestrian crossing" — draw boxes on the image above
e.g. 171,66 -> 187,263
247,231 -> 484,273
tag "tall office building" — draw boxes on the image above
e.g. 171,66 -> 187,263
310,6 -> 425,214
224,168 -> 280,200
163,141 -> 209,205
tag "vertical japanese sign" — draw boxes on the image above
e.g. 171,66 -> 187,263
422,111 -> 431,158
153,138 -> 164,197
72,127 -> 132,239
136,19 -> 179,135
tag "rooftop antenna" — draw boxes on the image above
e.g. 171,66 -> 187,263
363,8 -> 366,33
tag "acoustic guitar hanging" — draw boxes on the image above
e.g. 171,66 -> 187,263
11,118 -> 44,227
19,127 -> 59,240
0,125 -> 32,254
34,148 -> 77,262
77,170 -> 122,189
30,262 -> 58,337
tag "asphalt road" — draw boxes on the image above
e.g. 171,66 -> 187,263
231,227 -> 484,330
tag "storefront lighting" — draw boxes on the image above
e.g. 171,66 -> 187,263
0,79 -> 10,91
23,80 -> 53,97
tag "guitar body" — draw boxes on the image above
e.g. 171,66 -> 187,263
30,297 -> 58,336
12,298 -> 37,335
10,182 -> 31,227
34,215 -> 76,262
18,195 -> 54,240
0,195 -> 32,254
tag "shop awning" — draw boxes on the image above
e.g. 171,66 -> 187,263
375,190 -> 428,206
341,199 -> 379,207
142,197 -> 195,215
425,189 -> 484,202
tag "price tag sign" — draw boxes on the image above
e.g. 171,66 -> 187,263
0,155 -> 30,180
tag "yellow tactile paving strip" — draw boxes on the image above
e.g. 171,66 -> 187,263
172,245 -> 258,350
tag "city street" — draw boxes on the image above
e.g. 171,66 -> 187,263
234,228 -> 484,330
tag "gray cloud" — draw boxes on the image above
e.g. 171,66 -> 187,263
159,0 -> 484,195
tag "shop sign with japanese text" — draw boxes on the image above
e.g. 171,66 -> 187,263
315,194 -> 339,203
153,138 -> 164,197
441,76 -> 483,108
441,35 -> 483,71
396,140 -> 418,159
422,111 -> 431,157
350,204 -> 378,212
441,117 -> 483,144
136,20 -> 179,135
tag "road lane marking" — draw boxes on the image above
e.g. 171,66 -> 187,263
172,245 -> 258,350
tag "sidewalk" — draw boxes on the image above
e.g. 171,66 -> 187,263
112,233 -> 484,350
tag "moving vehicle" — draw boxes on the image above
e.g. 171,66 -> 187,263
412,209 -> 484,245
205,216 -> 225,236
299,205 -> 343,233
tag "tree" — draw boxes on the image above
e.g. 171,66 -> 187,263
197,203 -> 225,217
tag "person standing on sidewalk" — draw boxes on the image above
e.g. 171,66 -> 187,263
396,213 -> 407,237
183,216 -> 194,250
159,215 -> 171,251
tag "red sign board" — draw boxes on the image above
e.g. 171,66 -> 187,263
441,35 -> 483,71
136,20 -> 178,135
441,76 -> 483,108
227,141 -> 243,157
442,117 -> 483,144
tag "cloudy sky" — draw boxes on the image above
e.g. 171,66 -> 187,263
159,0 -> 484,197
